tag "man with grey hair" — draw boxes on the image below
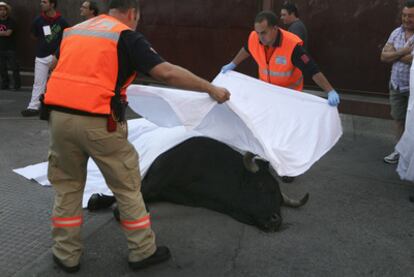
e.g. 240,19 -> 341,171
43,0 -> 230,273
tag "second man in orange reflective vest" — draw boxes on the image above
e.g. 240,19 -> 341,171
221,10 -> 340,106
221,10 -> 340,184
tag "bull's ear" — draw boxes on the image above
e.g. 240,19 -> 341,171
243,152 -> 259,173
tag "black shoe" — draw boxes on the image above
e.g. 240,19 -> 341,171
281,176 -> 295,183
21,109 -> 39,117
87,193 -> 116,211
129,246 -> 171,270
53,255 -> 80,273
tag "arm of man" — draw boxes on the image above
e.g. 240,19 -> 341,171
399,54 -> 413,64
221,47 -> 251,73
122,30 -> 230,103
150,62 -> 230,103
233,47 -> 251,65
0,29 -> 12,37
381,43 -> 413,63
292,45 -> 339,105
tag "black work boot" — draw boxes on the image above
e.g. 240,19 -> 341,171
87,193 -> 116,211
128,246 -> 171,270
53,255 -> 80,273
281,176 -> 295,183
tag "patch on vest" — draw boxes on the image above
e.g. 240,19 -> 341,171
275,56 -> 287,65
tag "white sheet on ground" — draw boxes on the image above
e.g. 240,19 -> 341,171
14,71 -> 342,207
396,65 -> 414,182
14,118 -> 201,207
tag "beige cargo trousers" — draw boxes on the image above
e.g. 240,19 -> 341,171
48,110 -> 156,267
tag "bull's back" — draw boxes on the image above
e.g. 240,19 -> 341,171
142,137 -> 245,201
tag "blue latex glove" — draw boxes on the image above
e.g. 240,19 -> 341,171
327,90 -> 340,106
221,62 -> 236,73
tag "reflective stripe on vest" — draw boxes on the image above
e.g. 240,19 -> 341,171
121,215 -> 151,230
288,75 -> 303,90
44,15 -> 135,115
52,216 -> 83,228
262,69 -> 294,77
63,28 -> 121,42
248,29 -> 304,91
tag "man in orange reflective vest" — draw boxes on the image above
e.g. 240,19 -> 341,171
222,10 -> 339,102
43,0 -> 230,273
221,10 -> 339,183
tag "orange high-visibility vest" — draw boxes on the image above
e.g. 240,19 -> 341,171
248,29 -> 303,91
45,15 -> 136,115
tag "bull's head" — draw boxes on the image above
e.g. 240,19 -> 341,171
242,152 -> 309,232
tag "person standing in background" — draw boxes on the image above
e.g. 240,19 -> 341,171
381,0 -> 414,164
80,1 -> 99,20
21,0 -> 68,117
0,1 -> 21,90
280,1 -> 308,50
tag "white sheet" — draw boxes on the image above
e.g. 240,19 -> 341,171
396,64 -> 414,182
14,71 -> 342,207
14,118 -> 200,207
128,71 -> 342,176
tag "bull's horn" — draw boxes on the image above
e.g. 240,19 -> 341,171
243,152 -> 259,173
282,192 -> 309,208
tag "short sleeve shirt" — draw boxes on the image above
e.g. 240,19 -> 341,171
0,17 -> 16,51
116,30 -> 165,87
387,26 -> 414,92
31,14 -> 69,58
288,20 -> 308,50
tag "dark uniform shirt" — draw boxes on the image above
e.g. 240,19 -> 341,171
116,30 -> 164,87
31,13 -> 69,58
0,17 -> 16,51
288,20 -> 308,50
244,29 -> 319,78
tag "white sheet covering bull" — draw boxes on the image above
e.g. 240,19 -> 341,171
14,71 -> 342,207
128,71 -> 342,176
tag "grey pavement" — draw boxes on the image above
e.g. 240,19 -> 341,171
1,88 -> 414,277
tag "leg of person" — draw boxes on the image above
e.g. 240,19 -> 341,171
385,89 -> 409,164
48,111 -> 89,272
7,50 -> 21,90
0,51 -> 9,89
22,55 -> 53,116
82,119 -> 170,269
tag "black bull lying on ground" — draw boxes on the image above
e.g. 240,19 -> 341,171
88,137 -> 309,232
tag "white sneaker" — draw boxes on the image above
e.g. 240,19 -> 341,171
384,151 -> 399,164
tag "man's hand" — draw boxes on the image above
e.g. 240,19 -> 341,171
221,62 -> 236,74
208,86 -> 231,103
327,90 -> 340,106
399,44 -> 414,56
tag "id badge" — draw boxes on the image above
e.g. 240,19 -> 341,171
43,25 -> 52,36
